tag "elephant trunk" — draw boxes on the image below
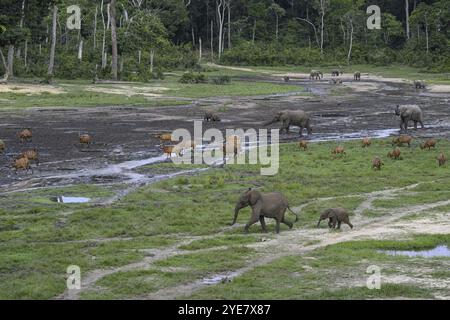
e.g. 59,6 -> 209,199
317,218 -> 323,227
231,205 -> 241,225
263,118 -> 277,126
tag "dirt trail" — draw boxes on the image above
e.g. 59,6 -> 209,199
55,181 -> 450,300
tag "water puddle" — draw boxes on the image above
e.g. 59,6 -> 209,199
380,245 -> 450,258
52,196 -> 91,204
202,273 -> 236,285
311,128 -> 398,142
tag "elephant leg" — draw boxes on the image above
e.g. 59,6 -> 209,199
298,127 -> 303,137
275,218 -> 281,234
259,216 -> 268,233
420,121 -> 424,129
331,216 -> 337,229
337,221 -> 342,229
244,216 -> 260,233
414,121 -> 418,130
281,217 -> 293,229
328,218 -> 333,228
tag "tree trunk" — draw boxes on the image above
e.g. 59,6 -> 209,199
275,14 -> 279,40
24,40 -> 28,67
252,19 -> 256,44
405,0 -> 410,40
227,1 -> 231,49
217,0 -> 226,59
78,39 -> 83,61
47,4 -> 58,77
210,20 -> 214,61
150,50 -> 154,74
101,0 -> 107,69
198,38 -> 202,63
138,50 -> 141,64
110,0 -> 118,80
425,15 -> 429,54
93,5 -> 98,50
347,17 -> 353,65
7,45 -> 14,76
320,0 -> 325,55
191,27 -> 195,48
0,48 -> 7,75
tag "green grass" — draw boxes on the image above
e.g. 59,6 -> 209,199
0,75 -> 303,110
1,139 -> 450,299
185,234 -> 449,299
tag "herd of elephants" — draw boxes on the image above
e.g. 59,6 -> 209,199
0,75 -> 436,235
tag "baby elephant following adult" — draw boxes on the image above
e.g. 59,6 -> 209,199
317,208 -> 353,230
265,110 -> 312,137
231,189 -> 299,234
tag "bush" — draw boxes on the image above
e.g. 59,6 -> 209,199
179,72 -> 207,84
212,75 -> 231,85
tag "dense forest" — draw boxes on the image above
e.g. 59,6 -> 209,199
0,0 -> 449,81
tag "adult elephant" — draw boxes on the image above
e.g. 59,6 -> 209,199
231,189 -> 299,234
395,104 -> 424,131
265,110 -> 312,136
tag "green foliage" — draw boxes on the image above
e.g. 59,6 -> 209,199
179,72 -> 207,84
212,75 -> 231,85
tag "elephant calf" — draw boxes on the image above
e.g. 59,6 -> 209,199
232,188 -> 299,234
317,208 -> 353,230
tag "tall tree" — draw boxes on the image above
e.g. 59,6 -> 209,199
47,3 -> 58,79
110,0 -> 118,80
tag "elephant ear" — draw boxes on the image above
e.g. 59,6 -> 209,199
248,190 -> 261,206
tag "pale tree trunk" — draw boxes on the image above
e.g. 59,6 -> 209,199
425,15 -> 429,54
7,45 -> 14,76
101,0 -> 107,69
217,0 -> 226,59
198,38 -> 202,63
110,0 -> 118,80
210,20 -> 214,61
405,0 -> 410,40
24,40 -> 28,67
150,50 -> 154,74
138,50 -> 141,64
47,4 -> 58,77
16,0 -> 26,59
275,14 -> 279,40
227,1 -> 231,49
93,5 -> 98,50
78,39 -> 83,60
252,19 -> 256,44
319,0 -> 326,55
347,16 -> 353,65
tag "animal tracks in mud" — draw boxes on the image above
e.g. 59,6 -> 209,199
55,181 -> 450,300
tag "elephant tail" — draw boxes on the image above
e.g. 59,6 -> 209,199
287,206 -> 299,222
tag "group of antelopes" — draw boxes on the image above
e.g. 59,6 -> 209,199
298,135 -> 446,169
0,129 -> 92,174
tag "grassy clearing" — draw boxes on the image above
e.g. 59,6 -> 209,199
225,64 -> 450,84
185,234 -> 449,299
0,76 -> 302,110
1,138 -> 449,299
80,246 -> 255,299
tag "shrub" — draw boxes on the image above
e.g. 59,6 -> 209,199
179,72 -> 207,84
212,75 -> 231,85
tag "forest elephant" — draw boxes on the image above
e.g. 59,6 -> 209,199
310,70 -> 323,80
231,189 -> 299,234
395,104 -> 424,131
317,207 -> 353,229
264,110 -> 312,136
354,72 -> 361,81
414,80 -> 426,89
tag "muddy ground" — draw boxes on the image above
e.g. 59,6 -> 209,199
0,76 -> 449,192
